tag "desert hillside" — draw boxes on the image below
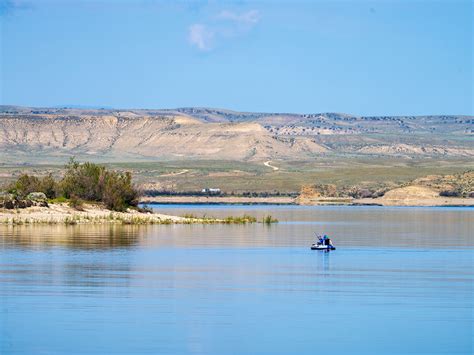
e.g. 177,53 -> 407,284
0,106 -> 472,162
296,171 -> 474,206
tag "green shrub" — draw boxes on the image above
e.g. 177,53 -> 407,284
5,158 -> 140,212
223,215 -> 257,224
9,174 -> 41,198
7,173 -> 58,199
102,171 -> 139,211
262,215 -> 278,224
60,158 -> 139,211
60,158 -> 106,201
39,174 -> 58,199
49,196 -> 68,204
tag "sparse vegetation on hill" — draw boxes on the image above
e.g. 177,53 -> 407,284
297,171 -> 474,206
298,182 -> 390,200
410,171 -> 474,198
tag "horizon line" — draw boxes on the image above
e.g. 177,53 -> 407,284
0,104 -> 472,118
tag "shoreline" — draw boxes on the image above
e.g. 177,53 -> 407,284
140,196 -> 474,207
140,196 -> 296,205
298,197 -> 474,207
1,197 -> 472,226
140,195 -> 474,207
0,203 -> 262,225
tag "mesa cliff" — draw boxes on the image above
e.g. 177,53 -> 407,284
0,106 -> 472,162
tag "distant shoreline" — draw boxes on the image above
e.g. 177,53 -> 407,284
140,196 -> 296,205
1,199 -> 472,226
140,195 -> 474,207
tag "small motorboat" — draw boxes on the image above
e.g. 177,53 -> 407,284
311,243 -> 336,251
311,234 -> 336,250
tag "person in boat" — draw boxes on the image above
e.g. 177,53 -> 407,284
323,235 -> 328,245
317,235 -> 324,245
323,235 -> 333,246
314,234 -> 322,244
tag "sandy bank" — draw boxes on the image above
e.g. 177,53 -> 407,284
298,196 -> 474,207
355,186 -> 474,206
354,197 -> 474,207
0,203 -> 219,225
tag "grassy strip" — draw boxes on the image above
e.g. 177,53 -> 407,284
182,213 -> 278,224
0,213 -> 278,225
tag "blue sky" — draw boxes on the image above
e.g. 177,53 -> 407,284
1,0 -> 472,115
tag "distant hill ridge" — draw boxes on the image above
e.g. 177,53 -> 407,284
0,105 -> 472,163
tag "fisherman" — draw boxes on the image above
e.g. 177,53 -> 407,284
315,234 -> 322,245
311,233 -> 336,250
318,235 -> 324,245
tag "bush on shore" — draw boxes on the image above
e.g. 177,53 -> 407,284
262,215 -> 278,224
5,158 -> 140,212
60,159 -> 139,211
8,173 -> 58,199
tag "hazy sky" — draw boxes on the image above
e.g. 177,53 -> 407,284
1,0 -> 472,115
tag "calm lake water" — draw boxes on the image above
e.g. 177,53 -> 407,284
1,205 -> 473,354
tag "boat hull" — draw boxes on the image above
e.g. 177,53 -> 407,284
311,245 -> 336,251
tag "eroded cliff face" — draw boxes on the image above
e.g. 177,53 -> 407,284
0,106 -> 472,162
0,114 -> 327,161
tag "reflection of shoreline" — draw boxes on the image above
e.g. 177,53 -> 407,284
0,224 -> 144,249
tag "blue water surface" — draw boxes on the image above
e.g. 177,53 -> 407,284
1,205 -> 473,354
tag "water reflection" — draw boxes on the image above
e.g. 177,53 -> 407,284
1,206 -> 473,250
148,205 -> 474,248
0,225 -> 142,249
